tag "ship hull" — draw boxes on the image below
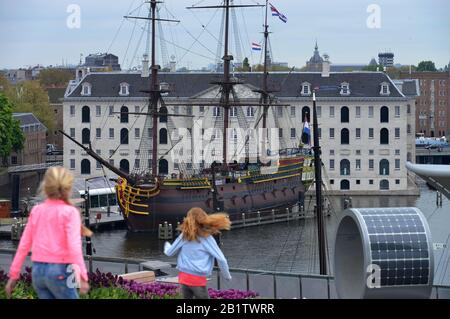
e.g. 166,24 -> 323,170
118,174 -> 305,232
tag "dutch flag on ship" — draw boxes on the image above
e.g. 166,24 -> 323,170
269,3 -> 287,23
252,42 -> 262,51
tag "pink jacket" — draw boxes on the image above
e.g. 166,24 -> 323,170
9,199 -> 88,282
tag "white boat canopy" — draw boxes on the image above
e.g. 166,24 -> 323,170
406,162 -> 450,199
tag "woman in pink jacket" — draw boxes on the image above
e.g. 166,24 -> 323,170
5,167 -> 89,299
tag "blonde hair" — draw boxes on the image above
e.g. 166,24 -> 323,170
179,207 -> 231,241
40,166 -> 74,204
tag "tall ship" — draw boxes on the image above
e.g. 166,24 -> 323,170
63,0 -> 314,231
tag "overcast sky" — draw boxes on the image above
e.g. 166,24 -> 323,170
0,0 -> 449,70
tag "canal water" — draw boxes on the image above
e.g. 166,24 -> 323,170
1,179 -> 449,285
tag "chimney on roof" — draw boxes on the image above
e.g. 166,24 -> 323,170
321,54 -> 330,77
141,54 -> 149,78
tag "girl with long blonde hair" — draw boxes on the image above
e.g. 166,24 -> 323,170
6,166 -> 90,299
164,207 -> 232,299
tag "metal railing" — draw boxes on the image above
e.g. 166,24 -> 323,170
1,248 -> 449,299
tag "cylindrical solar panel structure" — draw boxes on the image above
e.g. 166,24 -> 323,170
334,207 -> 433,299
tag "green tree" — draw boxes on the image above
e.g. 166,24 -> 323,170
0,93 -> 25,166
38,68 -> 73,87
242,58 -> 251,72
417,61 -> 437,72
5,80 -> 54,131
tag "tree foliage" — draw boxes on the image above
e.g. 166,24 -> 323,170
416,61 -> 437,72
38,68 -> 73,87
0,93 -> 25,165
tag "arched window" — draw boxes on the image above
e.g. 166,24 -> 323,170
380,106 -> 389,123
159,128 -> 168,144
340,159 -> 350,176
380,179 -> 389,190
159,159 -> 169,175
119,83 -> 129,96
81,159 -> 91,175
120,106 -> 129,123
82,106 -> 90,123
302,106 -> 310,122
341,106 -> 349,123
120,128 -> 129,145
341,128 -> 349,144
159,106 -> 168,123
379,159 -> 390,176
120,159 -> 130,174
82,128 -> 90,144
246,106 -> 254,117
340,179 -> 350,190
380,128 -> 389,144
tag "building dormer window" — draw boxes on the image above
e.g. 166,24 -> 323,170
81,83 -> 91,96
119,83 -> 130,96
380,82 -> 390,95
340,82 -> 350,95
301,82 -> 311,96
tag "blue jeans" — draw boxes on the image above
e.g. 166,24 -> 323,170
32,262 -> 79,299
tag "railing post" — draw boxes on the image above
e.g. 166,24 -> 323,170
272,209 -> 275,221
257,211 -> 261,224
286,207 -> 290,221
299,276 -> 303,299
273,274 -> 277,299
242,213 -> 246,226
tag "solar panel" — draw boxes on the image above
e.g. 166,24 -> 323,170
359,208 -> 430,287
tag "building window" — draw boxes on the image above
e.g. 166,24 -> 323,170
407,124 -> 411,134
277,106 -> 283,117
81,83 -> 91,96
380,179 -> 389,190
380,128 -> 389,144
395,128 -> 400,139
279,128 -> 283,138
120,106 -> 129,123
247,106 -> 255,117
379,159 -> 390,175
340,159 -> 350,176
230,107 -> 237,117
301,82 -> 311,96
356,159 -> 361,171
70,128 -> 75,138
340,180 -> 350,190
96,128 -> 101,139
82,106 -> 90,123
329,106 -> 335,118
109,150 -> 114,157
290,106 -> 295,117
356,106 -> 361,118
395,159 -> 400,170
395,106 -> 400,117
302,106 -> 310,122
120,159 -> 130,174
356,150 -> 361,156
290,128 -> 296,138
213,107 -> 220,117
329,159 -> 335,170
380,106 -> 389,123
356,180 -> 360,185
318,128 -> 322,139
119,83 -> 129,96
369,149 -> 374,155
81,159 -> 91,175
134,159 -> 140,169
341,106 -> 349,123
199,106 -> 205,114
70,159 -> 75,170
109,128 -> 114,139
109,159 -> 114,166
380,82 -> 390,95
330,149 -> 334,156
340,82 -> 350,95
369,159 -> 374,170
135,128 -> 140,139
109,105 -> 114,116
330,179 -> 334,185
70,105 -> 75,117
159,128 -> 168,144
329,128 -> 335,139
82,128 -> 90,144
317,106 -> 322,118
158,159 -> 169,175
96,160 -> 102,169
96,105 -> 101,117
135,105 -> 140,115
395,149 -> 400,156
356,128 -> 361,139
395,179 -> 400,185
159,106 -> 168,123
120,128 -> 129,145
407,104 -> 411,114
341,128 -> 349,144
70,149 -> 75,155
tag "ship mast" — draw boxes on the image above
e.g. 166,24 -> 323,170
261,0 -> 270,130
188,0 -> 263,169
125,1 -> 179,177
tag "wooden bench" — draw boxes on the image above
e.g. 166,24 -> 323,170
119,271 -> 155,284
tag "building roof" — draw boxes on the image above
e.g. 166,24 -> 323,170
395,79 -> 420,97
66,71 -> 405,100
13,113 -> 43,126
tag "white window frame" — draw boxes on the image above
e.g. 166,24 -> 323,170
301,82 -> 311,96
119,82 -> 130,96
81,83 -> 92,96
340,82 -> 350,96
380,82 -> 390,96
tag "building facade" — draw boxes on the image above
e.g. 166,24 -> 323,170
400,71 -> 450,138
378,52 -> 394,68
10,113 -> 47,166
63,70 -> 416,193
